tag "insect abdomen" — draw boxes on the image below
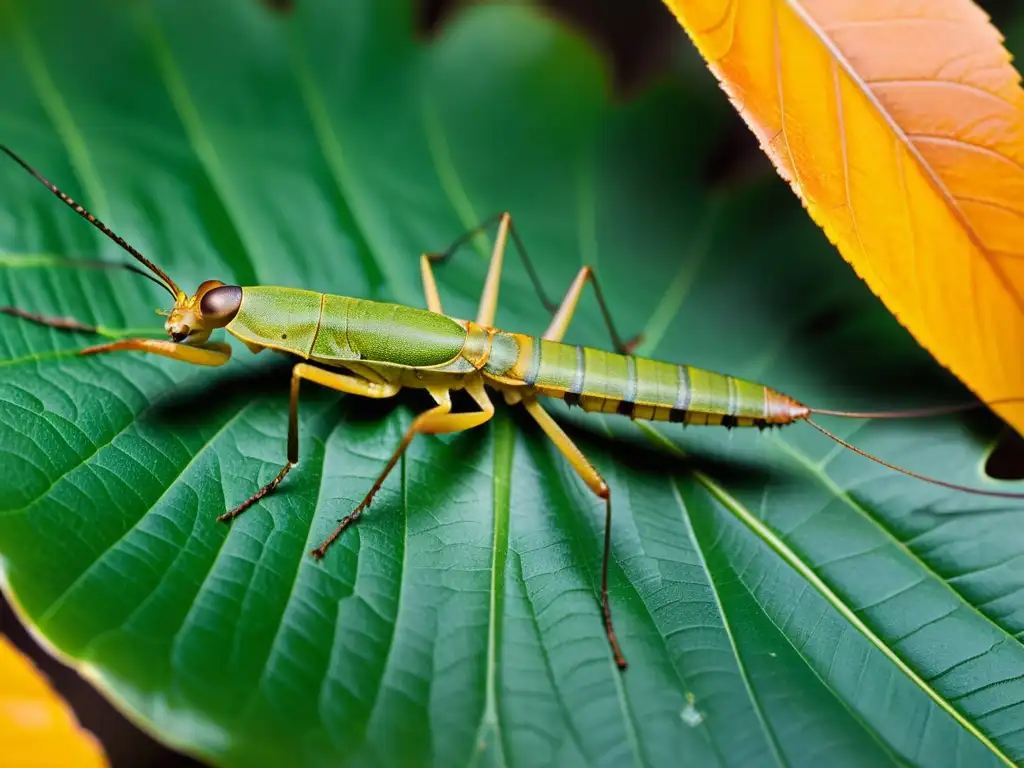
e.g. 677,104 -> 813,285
498,335 -> 806,426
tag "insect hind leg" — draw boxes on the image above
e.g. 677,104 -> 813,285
521,396 -> 627,670
426,212 -> 640,351
424,211 -> 556,327
543,266 -> 641,353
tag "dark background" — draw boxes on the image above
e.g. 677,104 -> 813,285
2,0 -> 1021,764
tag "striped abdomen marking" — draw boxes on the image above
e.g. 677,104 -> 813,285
492,335 -> 807,427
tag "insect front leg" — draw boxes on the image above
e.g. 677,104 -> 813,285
1,305 -> 232,365
521,396 -> 628,670
1,306 -> 101,334
81,338 -> 232,366
219,363 -> 401,523
311,378 -> 495,558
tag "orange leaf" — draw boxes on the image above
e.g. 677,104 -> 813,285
663,0 -> 1024,433
0,635 -> 108,767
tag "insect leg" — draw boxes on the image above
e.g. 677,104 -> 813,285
2,303 -> 105,333
426,213 -> 640,350
311,379 -> 495,558
424,211 -> 555,318
421,213 -> 511,324
419,254 -> 444,314
1,306 -> 231,364
219,363 -> 401,523
78,338 -> 232,366
521,396 -> 627,670
1,306 -> 101,334
543,266 -> 641,353
474,213 -> 511,327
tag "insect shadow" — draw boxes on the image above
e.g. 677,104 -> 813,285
141,352 -> 1018,526
144,351 -> 799,494
257,0 -> 295,15
144,353 -> 484,497
144,354 -> 298,427
987,428 -> 1024,481
510,404 -> 797,496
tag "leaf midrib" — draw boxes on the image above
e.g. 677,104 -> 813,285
692,437 -> 1013,765
700,466 -> 1014,766
466,409 -> 511,768
634,421 -> 1015,765
774,429 -> 1024,651
672,479 -> 788,768
783,0 -> 1024,314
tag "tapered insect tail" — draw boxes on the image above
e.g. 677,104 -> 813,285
804,417 -> 1024,500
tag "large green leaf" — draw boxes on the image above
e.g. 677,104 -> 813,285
2,2 -> 1023,766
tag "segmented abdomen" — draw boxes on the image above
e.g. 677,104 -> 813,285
485,334 -> 808,427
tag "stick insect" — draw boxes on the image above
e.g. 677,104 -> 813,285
2,145 -> 1023,671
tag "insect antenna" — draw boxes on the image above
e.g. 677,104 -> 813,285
805,417 -> 1024,499
809,397 -> 1024,420
2,255 -> 170,292
0,145 -> 181,299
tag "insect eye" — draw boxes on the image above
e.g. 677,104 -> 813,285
170,330 -> 189,343
199,285 -> 242,327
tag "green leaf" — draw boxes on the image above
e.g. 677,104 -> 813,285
1,1 -> 1023,766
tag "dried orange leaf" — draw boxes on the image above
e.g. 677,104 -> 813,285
0,635 -> 107,767
663,0 -> 1024,433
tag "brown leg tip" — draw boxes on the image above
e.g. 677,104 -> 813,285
217,501 -> 251,523
620,332 -> 643,355
218,497 -> 256,523
216,462 -> 294,525
309,547 -> 326,560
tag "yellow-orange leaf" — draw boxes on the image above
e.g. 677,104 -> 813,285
663,0 -> 1024,433
0,635 -> 108,767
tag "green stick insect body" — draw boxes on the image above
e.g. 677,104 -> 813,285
3,146 -> 1023,670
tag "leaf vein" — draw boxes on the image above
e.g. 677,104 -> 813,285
868,78 -> 1018,112
38,398 -> 255,631
672,480 -> 787,768
908,133 -> 1024,175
